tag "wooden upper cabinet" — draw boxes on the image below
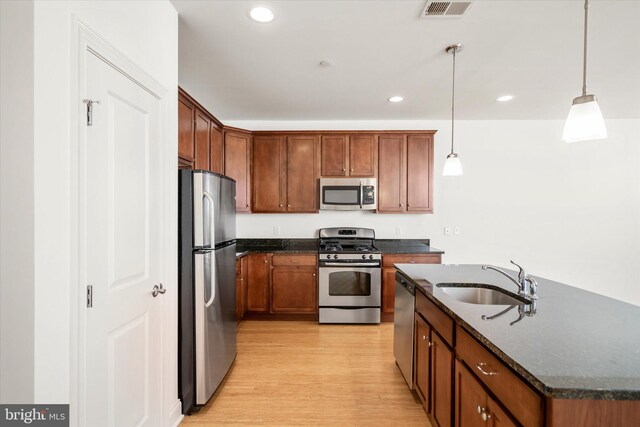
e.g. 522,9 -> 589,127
378,134 -> 406,212
194,109 -> 210,171
210,124 -> 224,174
286,135 -> 319,212
178,95 -> 195,164
349,134 -> 376,176
224,130 -> 251,212
320,134 -> 377,177
407,134 -> 433,213
378,133 -> 434,214
252,135 -> 286,213
321,135 -> 347,176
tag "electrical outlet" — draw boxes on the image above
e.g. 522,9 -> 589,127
444,226 -> 451,236
396,226 -> 403,236
273,226 -> 280,236
454,226 -> 461,236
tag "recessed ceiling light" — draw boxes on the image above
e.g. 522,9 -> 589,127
496,95 -> 514,102
249,6 -> 274,23
319,60 -> 332,67
388,96 -> 404,103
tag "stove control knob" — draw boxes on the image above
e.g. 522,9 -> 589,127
326,254 -> 331,259
362,255 -> 366,260
333,254 -> 338,259
369,255 -> 374,260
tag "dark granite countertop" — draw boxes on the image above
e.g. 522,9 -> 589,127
375,239 -> 444,255
236,238 -> 318,254
396,264 -> 640,401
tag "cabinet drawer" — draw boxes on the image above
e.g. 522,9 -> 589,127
271,254 -> 317,267
456,326 -> 544,427
415,292 -> 454,346
382,254 -> 441,267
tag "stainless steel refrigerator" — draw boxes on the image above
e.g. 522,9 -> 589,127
179,170 -> 237,414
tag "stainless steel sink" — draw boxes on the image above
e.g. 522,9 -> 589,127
436,284 -> 526,305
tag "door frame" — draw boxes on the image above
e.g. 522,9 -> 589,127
69,18 -> 179,427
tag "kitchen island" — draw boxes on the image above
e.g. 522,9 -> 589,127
396,263 -> 640,426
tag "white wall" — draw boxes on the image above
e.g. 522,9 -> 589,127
29,1 -> 179,422
0,0 -> 35,404
227,119 -> 640,307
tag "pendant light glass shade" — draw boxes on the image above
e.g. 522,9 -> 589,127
562,96 -> 607,142
442,153 -> 463,176
563,0 -> 607,143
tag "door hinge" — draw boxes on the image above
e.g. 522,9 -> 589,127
82,99 -> 100,126
87,285 -> 93,308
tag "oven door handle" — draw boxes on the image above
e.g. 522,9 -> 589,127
320,262 -> 380,267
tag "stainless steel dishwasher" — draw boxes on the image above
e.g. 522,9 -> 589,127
393,272 -> 415,389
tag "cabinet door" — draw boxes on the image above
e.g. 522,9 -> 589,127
378,135 -> 406,212
349,134 -> 376,177
247,253 -> 270,312
178,96 -> 195,163
406,134 -> 433,213
432,333 -> 453,427
321,135 -> 347,176
382,267 -> 397,314
252,136 -> 286,212
455,361 -> 487,427
271,267 -> 317,313
487,397 -> 517,427
236,259 -> 243,320
210,124 -> 224,174
225,131 -> 251,212
194,109 -> 210,171
286,135 -> 319,212
414,314 -> 431,408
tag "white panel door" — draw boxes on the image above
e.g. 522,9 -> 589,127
84,51 -> 163,427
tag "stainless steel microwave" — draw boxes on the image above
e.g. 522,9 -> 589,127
319,178 -> 377,211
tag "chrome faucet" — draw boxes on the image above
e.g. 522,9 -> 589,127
482,260 -> 538,301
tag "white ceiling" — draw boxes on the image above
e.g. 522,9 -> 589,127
172,0 -> 640,121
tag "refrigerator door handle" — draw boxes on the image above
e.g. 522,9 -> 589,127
203,191 -> 215,248
204,251 -> 216,308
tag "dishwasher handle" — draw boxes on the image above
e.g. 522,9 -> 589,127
396,275 -> 415,296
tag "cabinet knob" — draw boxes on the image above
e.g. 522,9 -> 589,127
313,273 -> 316,277
428,341 -> 433,347
246,204 -> 250,207
342,168 -> 346,171
422,335 -> 427,341
477,406 -> 482,414
408,204 -> 412,207
287,204 -> 291,207
399,204 -> 404,207
350,168 -> 354,172
279,204 -> 283,207
264,260 -> 268,263
481,412 -> 490,422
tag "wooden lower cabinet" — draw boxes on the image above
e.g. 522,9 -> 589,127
246,253 -> 270,312
236,256 -> 248,320
414,314 -> 431,407
271,267 -> 317,313
455,361 -> 516,427
415,310 -> 453,427
245,253 -> 318,315
432,333 -> 453,427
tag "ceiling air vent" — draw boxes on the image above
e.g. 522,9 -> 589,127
421,1 -> 474,18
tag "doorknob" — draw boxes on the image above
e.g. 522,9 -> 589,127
152,283 -> 166,297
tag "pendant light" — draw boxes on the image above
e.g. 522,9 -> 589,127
443,44 -> 463,176
562,0 -> 607,143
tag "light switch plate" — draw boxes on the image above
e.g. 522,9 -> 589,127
454,226 -> 461,236
444,226 -> 451,236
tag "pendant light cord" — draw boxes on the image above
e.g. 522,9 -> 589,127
582,0 -> 589,97
451,47 -> 456,155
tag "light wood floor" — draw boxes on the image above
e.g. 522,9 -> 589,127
181,320 -> 429,426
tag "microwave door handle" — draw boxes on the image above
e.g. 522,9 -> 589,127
359,182 -> 363,209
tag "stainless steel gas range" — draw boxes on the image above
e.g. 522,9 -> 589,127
318,227 -> 381,324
